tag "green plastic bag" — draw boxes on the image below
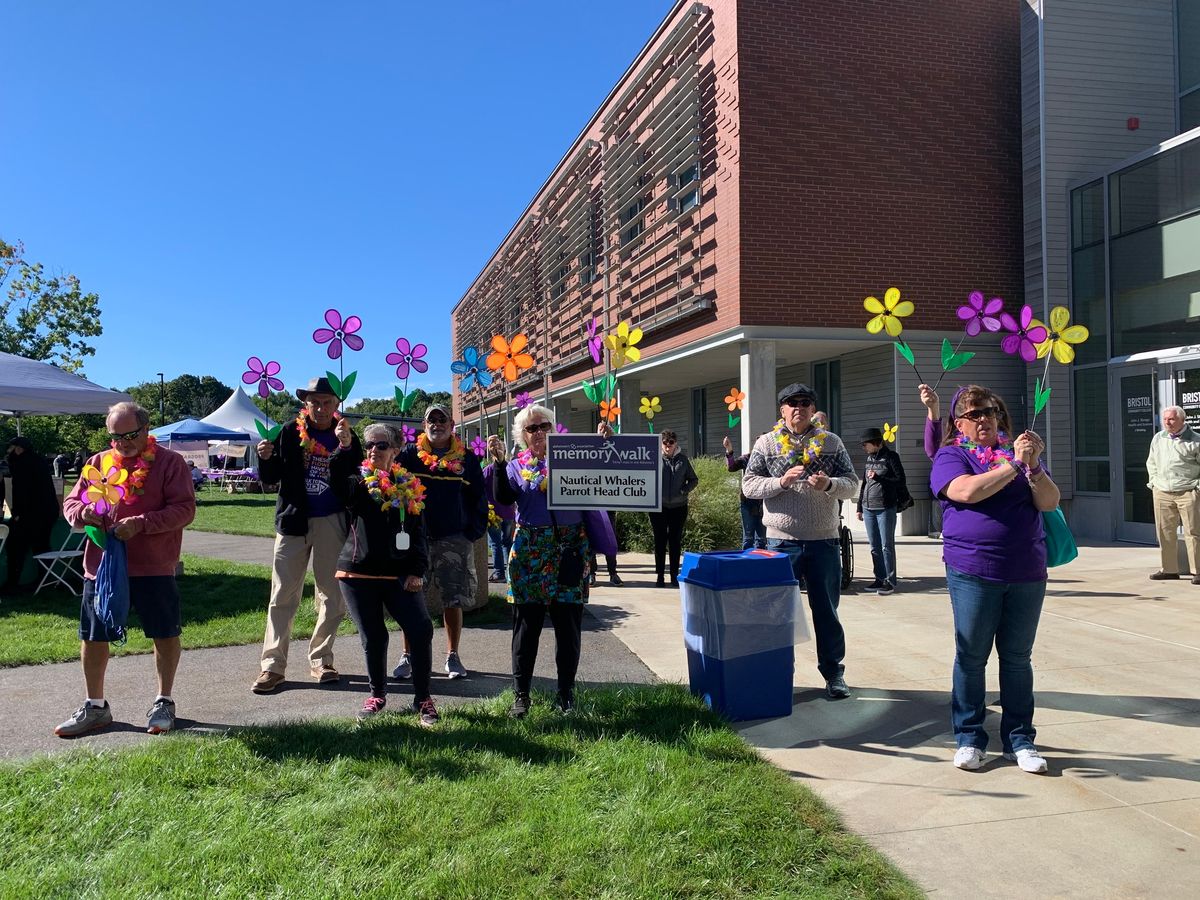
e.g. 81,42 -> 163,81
1042,508 -> 1077,568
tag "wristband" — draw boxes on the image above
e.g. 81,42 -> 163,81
1028,464 -> 1044,478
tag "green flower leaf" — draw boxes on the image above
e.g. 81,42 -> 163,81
728,414 -> 740,429
603,373 -> 617,401
84,525 -> 106,550
940,338 -> 954,371
394,386 -> 407,413
340,371 -> 357,401
1034,377 -> 1052,416
582,380 -> 598,403
255,421 -> 282,441
895,340 -> 915,367
945,350 -> 975,371
325,371 -> 343,400
648,422 -> 654,433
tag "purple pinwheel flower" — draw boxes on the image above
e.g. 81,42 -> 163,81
470,435 -> 487,457
514,391 -> 532,410
957,291 -> 1004,337
386,338 -> 429,380
1000,304 -> 1049,363
586,318 -> 604,365
241,357 -> 284,399
450,347 -> 493,393
313,309 -> 364,360
556,422 -> 569,434
400,425 -> 416,445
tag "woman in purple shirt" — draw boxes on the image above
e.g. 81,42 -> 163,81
492,405 -> 614,719
931,385 -> 1060,774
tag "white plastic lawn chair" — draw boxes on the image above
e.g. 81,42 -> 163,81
33,526 -> 87,597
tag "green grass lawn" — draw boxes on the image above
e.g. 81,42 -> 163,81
0,555 -> 509,667
0,685 -> 919,899
189,489 -> 277,537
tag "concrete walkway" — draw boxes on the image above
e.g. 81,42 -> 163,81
587,532 -> 1200,899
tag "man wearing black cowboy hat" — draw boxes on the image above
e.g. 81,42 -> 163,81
251,377 -> 363,694
742,382 -> 859,700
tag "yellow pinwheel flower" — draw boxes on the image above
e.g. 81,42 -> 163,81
82,451 -> 128,515
605,321 -> 643,368
1033,306 -> 1090,364
863,287 -> 914,337
638,396 -> 662,419
882,422 -> 899,443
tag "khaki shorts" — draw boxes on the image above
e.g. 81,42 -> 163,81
426,534 -> 477,609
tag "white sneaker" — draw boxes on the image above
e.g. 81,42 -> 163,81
953,746 -> 986,770
1004,748 -> 1048,774
391,654 -> 412,680
445,651 -> 467,679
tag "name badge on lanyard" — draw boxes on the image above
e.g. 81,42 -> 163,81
396,531 -> 410,551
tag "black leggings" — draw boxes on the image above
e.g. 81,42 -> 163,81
648,506 -> 688,579
511,601 -> 584,697
339,578 -> 434,701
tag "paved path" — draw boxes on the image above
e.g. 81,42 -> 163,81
588,532 -> 1200,900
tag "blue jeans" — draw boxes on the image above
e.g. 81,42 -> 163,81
740,499 -> 767,550
863,507 -> 897,585
945,565 -> 1046,754
766,538 -> 845,680
489,520 -> 515,576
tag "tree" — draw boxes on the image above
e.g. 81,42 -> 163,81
253,389 -> 299,427
343,390 -> 453,421
0,239 -> 102,372
124,374 -> 233,424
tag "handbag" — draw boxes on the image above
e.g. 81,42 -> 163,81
549,511 -> 586,587
895,481 -> 915,513
93,532 -> 130,644
1042,507 -> 1078,568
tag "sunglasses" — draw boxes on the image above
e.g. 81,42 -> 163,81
782,397 -> 815,409
524,422 -> 554,434
957,406 -> 999,422
662,439 -> 676,446
363,440 -> 392,451
426,414 -> 449,425
108,428 -> 143,442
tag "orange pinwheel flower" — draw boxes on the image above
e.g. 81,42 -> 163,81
487,333 -> 535,382
599,399 -> 621,422
724,387 -> 745,411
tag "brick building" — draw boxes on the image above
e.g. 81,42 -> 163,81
450,0 -> 1200,539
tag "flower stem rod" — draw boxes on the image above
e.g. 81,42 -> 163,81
930,334 -> 969,392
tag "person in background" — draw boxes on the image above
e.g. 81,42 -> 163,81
1146,405 -> 1200,583
330,423 -> 438,725
723,434 -> 766,550
811,411 -> 830,431
188,461 -> 206,491
932,384 -> 1060,774
483,434 -> 516,583
648,430 -> 698,587
589,510 -> 622,586
856,427 -> 909,595
53,452 -> 71,478
2,437 -> 59,594
73,449 -> 87,473
742,382 -> 859,700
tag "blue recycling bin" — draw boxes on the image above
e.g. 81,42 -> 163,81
679,549 -> 805,721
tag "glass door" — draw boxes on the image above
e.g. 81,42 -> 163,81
1170,362 -> 1200,430
1111,364 -> 1159,543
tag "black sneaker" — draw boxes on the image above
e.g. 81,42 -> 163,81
414,697 -> 439,727
508,692 -> 531,719
609,574 -> 623,586
1149,571 -> 1180,580
876,583 -> 895,596
656,576 -> 665,588
825,675 -> 851,700
555,692 -> 576,715
867,580 -> 884,590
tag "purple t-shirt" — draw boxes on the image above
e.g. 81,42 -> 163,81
304,428 -> 342,518
505,459 -> 583,528
483,462 -> 517,522
930,445 -> 1046,583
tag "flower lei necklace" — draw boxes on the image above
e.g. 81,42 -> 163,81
416,433 -> 466,474
296,411 -> 336,458
516,449 -> 547,492
772,420 -> 827,467
361,461 -> 426,516
954,431 -> 1015,470
117,435 -> 157,505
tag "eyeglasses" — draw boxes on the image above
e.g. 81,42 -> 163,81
363,440 -> 392,451
107,428 -> 143,442
426,414 -> 449,425
524,422 -> 554,434
957,406 -> 999,422
782,397 -> 815,409
662,439 -> 676,446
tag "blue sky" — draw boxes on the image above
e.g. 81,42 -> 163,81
2,1 -> 674,400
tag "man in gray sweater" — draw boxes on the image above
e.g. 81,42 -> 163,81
742,383 -> 860,699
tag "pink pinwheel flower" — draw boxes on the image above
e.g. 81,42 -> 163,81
556,422 -> 569,434
313,309 -> 364,360
586,318 -> 604,365
400,425 -> 416,444
470,436 -> 487,456
957,291 -> 1004,337
241,357 -> 284,399
514,391 -> 532,410
1000,304 -> 1049,363
385,338 -> 429,379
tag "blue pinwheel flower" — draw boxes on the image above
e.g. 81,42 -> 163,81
451,347 -> 493,392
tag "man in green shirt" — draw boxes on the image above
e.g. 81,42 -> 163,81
1146,406 -> 1200,584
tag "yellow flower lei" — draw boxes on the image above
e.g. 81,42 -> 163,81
415,433 -> 466,475
772,420 -> 828,467
361,461 -> 426,516
488,503 -> 502,529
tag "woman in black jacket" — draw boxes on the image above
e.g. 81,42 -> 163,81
648,430 -> 699,587
331,424 -> 437,725
855,427 -> 909,595
3,437 -> 59,593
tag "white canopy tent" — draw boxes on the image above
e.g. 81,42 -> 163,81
201,388 -> 280,468
0,351 -> 131,431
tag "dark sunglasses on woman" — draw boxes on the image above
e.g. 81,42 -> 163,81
524,422 -> 554,434
363,440 -> 392,451
957,406 -> 999,422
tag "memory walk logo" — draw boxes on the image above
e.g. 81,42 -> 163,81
549,439 -> 655,466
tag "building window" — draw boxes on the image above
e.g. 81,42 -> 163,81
621,219 -> 644,246
811,360 -> 841,433
691,388 -> 707,455
1180,0 -> 1200,127
1073,366 -> 1110,492
679,188 -> 700,214
677,163 -> 699,187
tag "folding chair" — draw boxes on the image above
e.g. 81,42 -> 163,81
33,526 -> 87,597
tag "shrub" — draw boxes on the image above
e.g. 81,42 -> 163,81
615,455 -> 742,553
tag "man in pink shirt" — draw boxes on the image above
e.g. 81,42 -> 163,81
56,402 -> 196,737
